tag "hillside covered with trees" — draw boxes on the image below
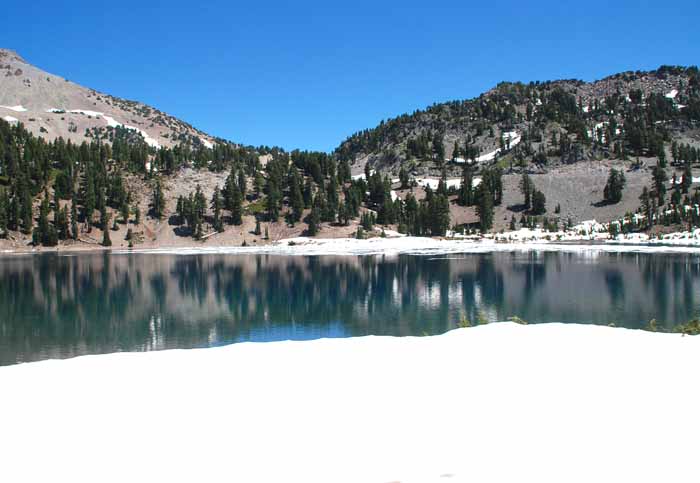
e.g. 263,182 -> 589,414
1,64 -> 700,250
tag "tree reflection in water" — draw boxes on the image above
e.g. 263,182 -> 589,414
1,251 -> 700,365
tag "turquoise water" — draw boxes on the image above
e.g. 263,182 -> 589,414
1,251 -> 699,365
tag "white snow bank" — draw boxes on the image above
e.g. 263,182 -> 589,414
45,108 -> 66,113
2,115 -> 18,123
102,115 -> 161,148
414,177 -> 462,190
0,105 -> 27,112
1,323 -> 698,483
202,139 -> 214,149
474,131 -> 521,163
115,235 -> 700,257
68,110 -> 161,148
69,109 -> 104,117
673,176 -> 700,185
351,170 -> 375,181
665,89 -> 678,99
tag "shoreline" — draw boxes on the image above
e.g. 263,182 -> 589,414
4,234 -> 700,257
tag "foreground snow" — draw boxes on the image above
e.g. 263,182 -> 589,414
0,323 -> 698,483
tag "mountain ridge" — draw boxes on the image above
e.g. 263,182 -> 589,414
0,48 -> 216,150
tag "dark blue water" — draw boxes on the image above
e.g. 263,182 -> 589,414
1,250 -> 699,365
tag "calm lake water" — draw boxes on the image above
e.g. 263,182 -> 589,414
1,250 -> 699,365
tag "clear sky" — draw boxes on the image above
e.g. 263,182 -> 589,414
2,0 -> 698,152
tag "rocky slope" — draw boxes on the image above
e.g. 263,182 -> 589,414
336,66 -> 700,177
0,49 -> 215,149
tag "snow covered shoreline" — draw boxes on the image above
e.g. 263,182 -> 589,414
111,234 -> 700,257
1,322 -> 698,483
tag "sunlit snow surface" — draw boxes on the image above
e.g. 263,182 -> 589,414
0,323 -> 698,483
111,234 -> 700,258
0,104 -> 28,112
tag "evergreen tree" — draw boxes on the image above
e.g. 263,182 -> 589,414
237,170 -> 247,200
399,166 -> 410,189
682,163 -> 692,194
458,164 -> 474,206
307,196 -> 321,236
151,181 -> 165,219
211,186 -> 224,232
230,182 -> 243,225
429,194 -> 450,236
102,212 -> 112,247
0,189 -> 8,236
70,198 -> 79,240
19,182 -> 33,235
83,168 -> 96,231
475,183 -> 494,233
531,190 -> 547,215
120,201 -> 130,224
639,187 -> 652,227
303,178 -> 314,208
652,163 -> 668,205
289,169 -> 304,224
603,168 -> 626,203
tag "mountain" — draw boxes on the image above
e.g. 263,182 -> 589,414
0,49 -> 215,149
336,66 -> 700,176
1,51 -> 700,252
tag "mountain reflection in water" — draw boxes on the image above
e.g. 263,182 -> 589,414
1,251 -> 699,365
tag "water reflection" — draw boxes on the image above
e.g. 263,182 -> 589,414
1,251 -> 700,365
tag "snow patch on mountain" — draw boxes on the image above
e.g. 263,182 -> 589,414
0,105 -> 27,112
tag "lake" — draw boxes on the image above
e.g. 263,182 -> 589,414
1,250 -> 699,365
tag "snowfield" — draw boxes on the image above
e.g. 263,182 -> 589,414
114,231 -> 700,258
0,323 -> 698,483
0,104 -> 28,112
2,115 -> 18,123
68,109 -> 161,148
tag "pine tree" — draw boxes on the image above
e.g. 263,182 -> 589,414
289,169 -> 304,224
84,168 -> 96,231
307,196 -> 321,236
120,201 -> 130,224
237,170 -> 247,200
682,163 -> 692,194
458,164 -> 474,206
211,186 -> 224,232
531,190 -> 547,215
0,188 -> 8,236
603,168 -> 626,203
230,182 -> 243,225
70,198 -> 79,240
303,178 -> 313,208
19,181 -> 33,235
102,211 -> 112,247
254,218 -> 261,236
399,166 -> 410,189
476,183 -> 494,233
151,181 -> 165,219
652,163 -> 668,205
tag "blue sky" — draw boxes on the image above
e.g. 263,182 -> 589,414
2,1 -> 698,152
